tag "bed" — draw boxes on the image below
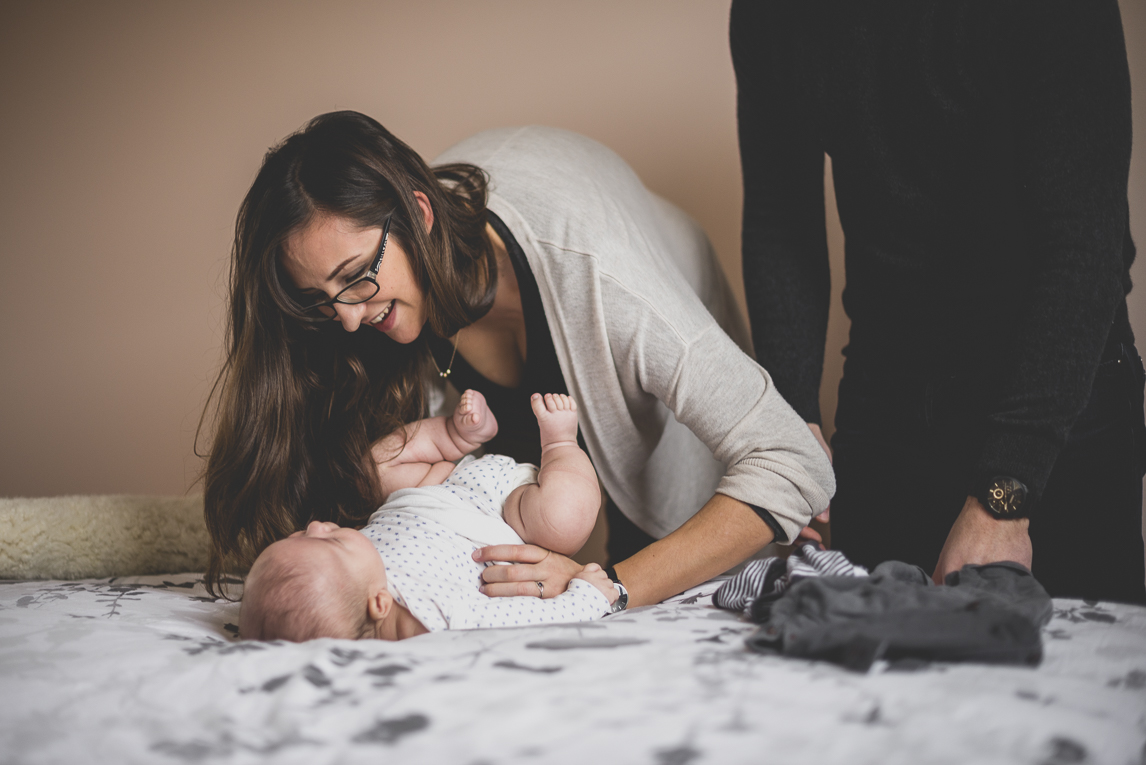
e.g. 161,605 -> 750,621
2,498 -> 1145,764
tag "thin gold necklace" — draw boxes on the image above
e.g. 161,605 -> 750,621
432,329 -> 463,379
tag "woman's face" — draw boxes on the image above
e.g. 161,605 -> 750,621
281,210 -> 427,344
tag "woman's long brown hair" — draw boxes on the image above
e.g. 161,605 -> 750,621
199,111 -> 495,596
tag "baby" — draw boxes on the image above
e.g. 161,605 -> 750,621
240,391 -> 618,641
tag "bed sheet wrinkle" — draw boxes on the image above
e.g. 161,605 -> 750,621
0,575 -> 1144,765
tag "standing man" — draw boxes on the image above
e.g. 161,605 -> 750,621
732,0 -> 1145,603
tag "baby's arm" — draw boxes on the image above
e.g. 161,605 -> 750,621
373,390 -> 498,499
502,394 -> 601,555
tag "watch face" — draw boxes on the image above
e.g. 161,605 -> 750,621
986,476 -> 1027,517
610,586 -> 629,614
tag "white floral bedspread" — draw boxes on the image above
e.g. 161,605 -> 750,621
1,574 -> 1144,765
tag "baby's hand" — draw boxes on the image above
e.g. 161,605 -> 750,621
572,562 -> 618,605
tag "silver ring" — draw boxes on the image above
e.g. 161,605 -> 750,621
536,581 -> 545,598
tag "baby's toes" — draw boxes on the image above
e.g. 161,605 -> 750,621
530,393 -> 549,418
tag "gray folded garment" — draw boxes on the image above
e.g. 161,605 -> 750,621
743,560 -> 1053,672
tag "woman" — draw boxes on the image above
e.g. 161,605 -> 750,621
203,111 -> 833,605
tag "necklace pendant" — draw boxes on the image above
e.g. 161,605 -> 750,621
434,329 -> 461,381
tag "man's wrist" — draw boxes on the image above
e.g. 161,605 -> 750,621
965,495 -> 1030,531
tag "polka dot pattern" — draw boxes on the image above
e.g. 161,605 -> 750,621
435,453 -> 538,522
362,455 -> 609,632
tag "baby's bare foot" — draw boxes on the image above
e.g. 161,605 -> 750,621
453,389 -> 498,445
531,393 -> 579,448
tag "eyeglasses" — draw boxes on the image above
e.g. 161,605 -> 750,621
294,214 -> 392,322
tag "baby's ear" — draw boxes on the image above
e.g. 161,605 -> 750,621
367,589 -> 393,624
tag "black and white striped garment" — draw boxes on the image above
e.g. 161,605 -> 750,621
714,541 -> 869,613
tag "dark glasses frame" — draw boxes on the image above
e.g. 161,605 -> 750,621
295,214 -> 393,322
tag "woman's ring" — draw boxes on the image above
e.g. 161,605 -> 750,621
536,581 -> 545,598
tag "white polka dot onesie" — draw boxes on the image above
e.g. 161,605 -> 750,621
361,455 -> 610,631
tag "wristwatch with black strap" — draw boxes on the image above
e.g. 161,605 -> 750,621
604,564 -> 628,613
976,475 -> 1030,520
609,581 -> 629,614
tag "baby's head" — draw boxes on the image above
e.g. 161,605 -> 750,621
240,521 -> 391,642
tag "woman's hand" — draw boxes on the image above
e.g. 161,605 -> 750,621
474,544 -> 583,598
796,422 -> 832,544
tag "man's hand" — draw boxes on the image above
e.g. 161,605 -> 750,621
797,423 -> 832,543
932,495 -> 1032,584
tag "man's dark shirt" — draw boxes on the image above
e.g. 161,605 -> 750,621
731,0 -> 1135,501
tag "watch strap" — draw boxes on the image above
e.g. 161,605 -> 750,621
609,581 -> 628,614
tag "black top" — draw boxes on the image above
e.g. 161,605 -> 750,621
428,211 -> 568,467
731,0 -> 1135,504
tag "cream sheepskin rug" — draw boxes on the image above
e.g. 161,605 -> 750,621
0,495 -> 212,579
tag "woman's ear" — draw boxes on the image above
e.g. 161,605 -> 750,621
412,191 -> 434,234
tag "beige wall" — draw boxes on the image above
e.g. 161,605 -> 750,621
1,1 -> 1143,507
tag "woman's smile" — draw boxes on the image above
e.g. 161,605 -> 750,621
369,299 -> 397,332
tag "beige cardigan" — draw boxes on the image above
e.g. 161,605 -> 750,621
434,127 -> 833,544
